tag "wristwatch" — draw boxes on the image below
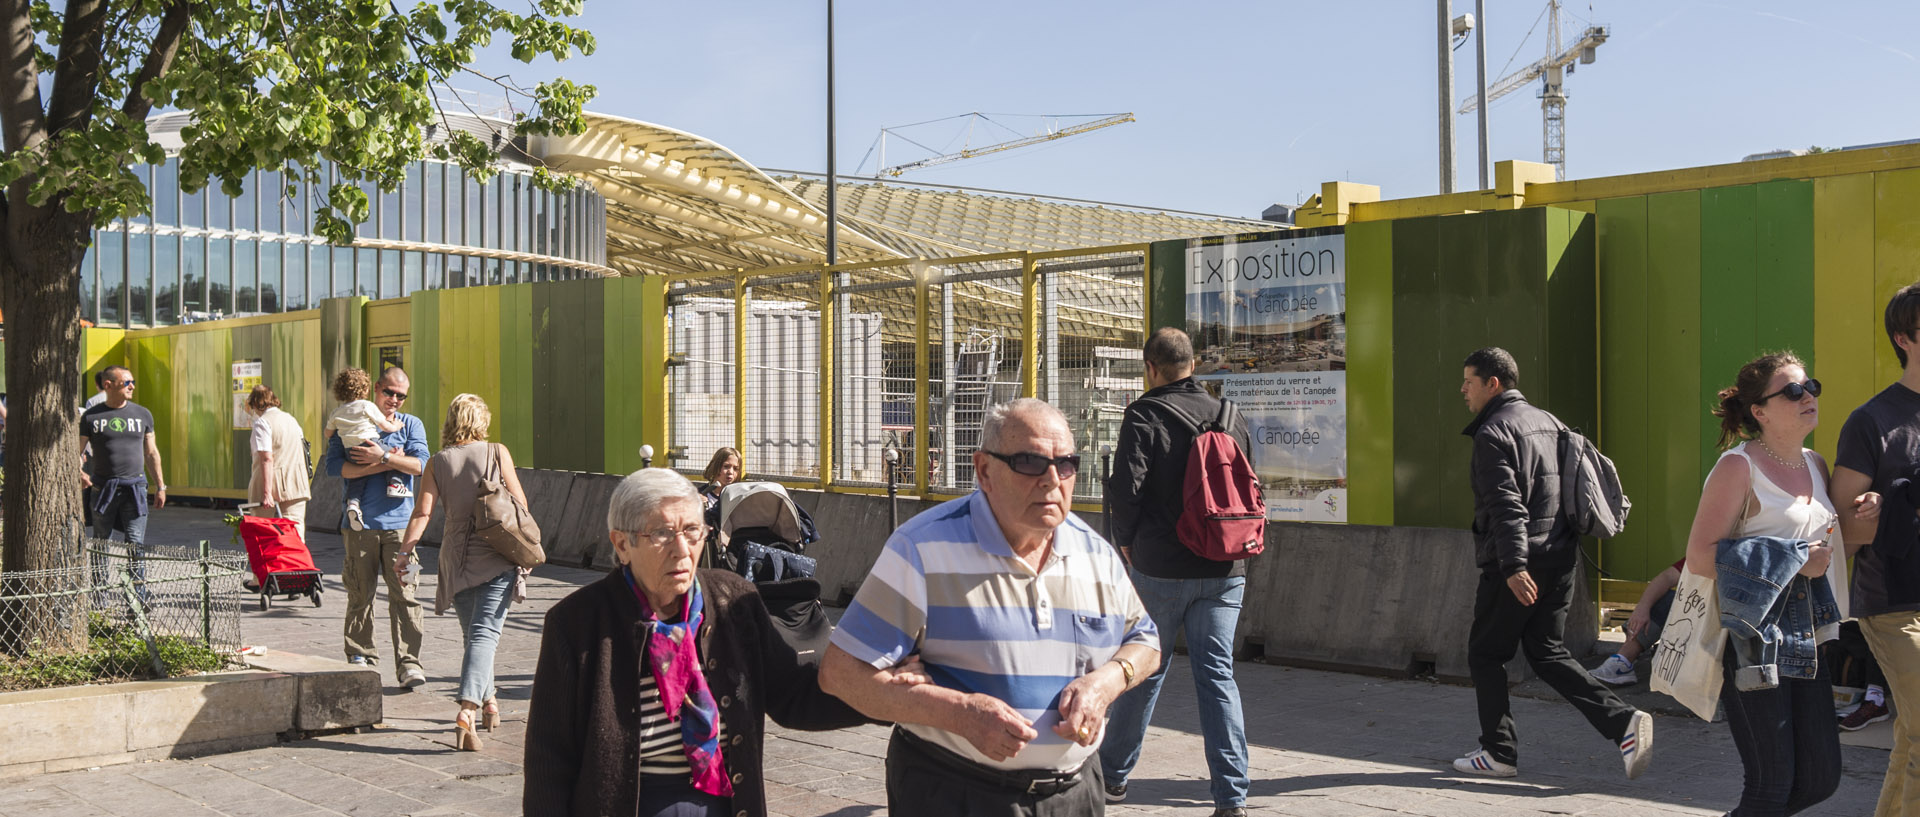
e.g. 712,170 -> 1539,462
380,450 -> 392,464
1113,657 -> 1137,686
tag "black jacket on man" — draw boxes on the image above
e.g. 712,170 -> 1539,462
1108,377 -> 1256,579
1461,389 -> 1572,577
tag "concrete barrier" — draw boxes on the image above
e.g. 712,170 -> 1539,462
308,472 -> 344,534
551,472 -> 620,569
0,653 -> 381,779
430,468 -> 1599,680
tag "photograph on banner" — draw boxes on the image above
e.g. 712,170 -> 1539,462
231,359 -> 262,430
1183,229 -> 1347,522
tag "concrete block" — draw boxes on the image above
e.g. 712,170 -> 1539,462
40,751 -> 138,775
0,685 -> 131,766
552,472 -> 619,569
515,468 -> 577,563
248,648 -> 383,731
309,473 -> 344,534
125,672 -> 298,750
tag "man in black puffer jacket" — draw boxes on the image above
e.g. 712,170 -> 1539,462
1452,347 -> 1651,782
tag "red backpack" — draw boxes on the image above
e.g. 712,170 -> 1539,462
1143,396 -> 1267,561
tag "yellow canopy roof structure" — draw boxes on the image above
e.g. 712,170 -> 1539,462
536,112 -> 1279,276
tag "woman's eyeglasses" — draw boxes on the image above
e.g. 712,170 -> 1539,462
1760,379 -> 1821,402
983,450 -> 1081,479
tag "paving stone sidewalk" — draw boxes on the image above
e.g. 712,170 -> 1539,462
0,507 -> 1886,816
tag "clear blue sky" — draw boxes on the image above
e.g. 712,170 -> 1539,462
472,0 -> 1920,219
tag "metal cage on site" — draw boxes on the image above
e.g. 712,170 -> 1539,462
664,245 -> 1148,509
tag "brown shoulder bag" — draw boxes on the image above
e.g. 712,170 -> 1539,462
473,443 -> 545,568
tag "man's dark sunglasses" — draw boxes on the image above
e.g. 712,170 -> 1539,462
984,450 -> 1080,478
1760,379 -> 1821,402
381,388 -> 408,401
116,379 -> 135,387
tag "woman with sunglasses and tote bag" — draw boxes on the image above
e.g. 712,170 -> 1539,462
400,393 -> 531,751
1681,352 -> 1850,815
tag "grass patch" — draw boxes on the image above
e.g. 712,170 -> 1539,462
0,614 -> 232,692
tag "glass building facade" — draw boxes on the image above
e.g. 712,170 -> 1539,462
82,155 -> 607,328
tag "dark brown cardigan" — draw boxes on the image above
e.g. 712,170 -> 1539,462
524,568 -> 868,817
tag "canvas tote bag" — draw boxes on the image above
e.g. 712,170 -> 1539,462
472,443 -> 545,568
1650,565 -> 1725,719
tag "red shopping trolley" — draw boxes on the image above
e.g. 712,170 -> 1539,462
237,512 -> 324,610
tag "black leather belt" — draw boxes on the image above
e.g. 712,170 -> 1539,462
893,727 -> 1083,796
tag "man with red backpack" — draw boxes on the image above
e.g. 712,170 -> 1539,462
1098,328 -> 1256,817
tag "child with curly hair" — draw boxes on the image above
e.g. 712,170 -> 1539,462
329,367 -> 407,530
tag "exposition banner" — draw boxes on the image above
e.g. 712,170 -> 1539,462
1183,229 -> 1347,522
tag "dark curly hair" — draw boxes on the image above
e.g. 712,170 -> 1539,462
331,367 -> 371,404
1712,351 -> 1805,450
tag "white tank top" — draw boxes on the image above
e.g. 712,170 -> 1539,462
1720,442 -> 1848,620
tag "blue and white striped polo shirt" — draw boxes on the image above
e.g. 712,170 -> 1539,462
832,489 -> 1159,773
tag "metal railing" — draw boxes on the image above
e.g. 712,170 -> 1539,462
664,245 -> 1149,506
0,539 -> 246,692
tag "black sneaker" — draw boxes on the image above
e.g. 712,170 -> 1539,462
1210,809 -> 1249,817
1103,782 -> 1127,803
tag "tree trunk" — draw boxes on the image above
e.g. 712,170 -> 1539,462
0,205 -> 92,654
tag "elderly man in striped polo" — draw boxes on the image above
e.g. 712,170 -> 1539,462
823,398 -> 1161,817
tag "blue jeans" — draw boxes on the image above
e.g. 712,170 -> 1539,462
1099,570 -> 1249,808
453,569 -> 516,706
91,489 -> 150,590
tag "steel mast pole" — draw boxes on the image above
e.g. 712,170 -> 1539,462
1437,0 -> 1456,194
826,0 -> 838,265
1475,0 -> 1490,190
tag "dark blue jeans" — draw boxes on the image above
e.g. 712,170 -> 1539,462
1720,648 -> 1841,816
1099,570 -> 1250,808
91,489 -> 150,592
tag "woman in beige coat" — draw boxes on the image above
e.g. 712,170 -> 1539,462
246,385 -> 312,534
398,393 -> 529,751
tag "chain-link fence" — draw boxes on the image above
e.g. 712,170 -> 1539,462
0,539 -> 246,692
664,244 -> 1148,506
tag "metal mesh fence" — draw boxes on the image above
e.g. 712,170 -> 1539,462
668,279 -> 738,477
1038,250 -> 1148,503
0,539 -> 246,692
833,265 -> 918,489
664,246 -> 1149,506
933,264 -> 1025,496
744,276 -> 824,483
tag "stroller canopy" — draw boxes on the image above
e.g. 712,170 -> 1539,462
718,482 -> 808,547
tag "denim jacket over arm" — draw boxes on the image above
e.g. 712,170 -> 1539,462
1715,535 -> 1840,691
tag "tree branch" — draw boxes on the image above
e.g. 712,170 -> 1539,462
119,0 -> 191,120
0,0 -> 49,153
45,0 -> 109,135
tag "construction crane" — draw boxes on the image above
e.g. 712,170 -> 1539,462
1458,1 -> 1608,180
870,112 -> 1135,178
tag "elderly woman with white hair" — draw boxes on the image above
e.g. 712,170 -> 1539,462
524,468 -> 925,817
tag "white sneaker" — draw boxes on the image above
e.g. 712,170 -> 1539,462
346,500 -> 365,531
1452,748 -> 1517,778
1621,710 -> 1654,780
401,668 -> 427,689
386,477 -> 413,498
1590,654 -> 1638,686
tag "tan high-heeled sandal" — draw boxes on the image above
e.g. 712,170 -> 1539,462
454,708 -> 483,751
481,697 -> 500,732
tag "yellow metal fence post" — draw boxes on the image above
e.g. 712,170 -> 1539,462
734,272 -> 748,471
818,266 -> 835,488
1020,253 -> 1039,398
639,276 -> 670,464
914,261 -> 931,497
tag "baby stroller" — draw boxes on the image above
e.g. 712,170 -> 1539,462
237,509 -> 324,610
716,482 -> 829,667
717,482 -> 818,583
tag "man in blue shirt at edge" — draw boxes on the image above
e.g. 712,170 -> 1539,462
324,366 -> 431,688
